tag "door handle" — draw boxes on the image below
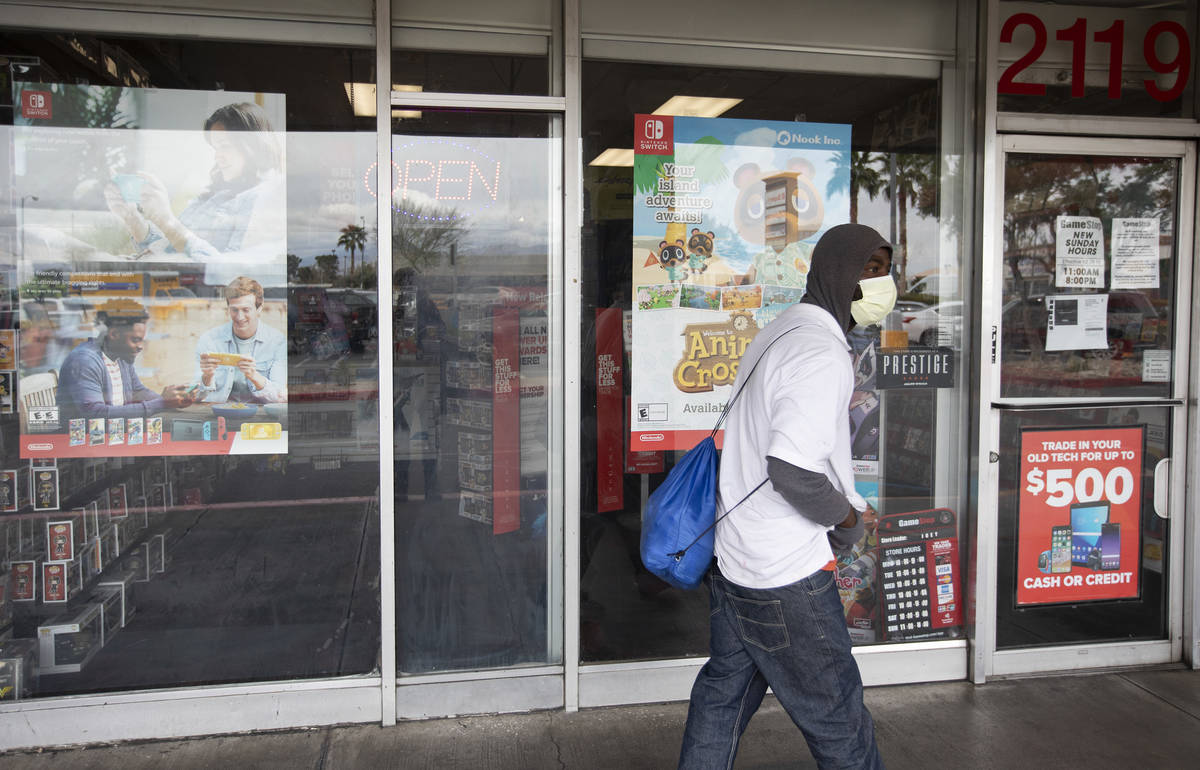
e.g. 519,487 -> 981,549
1153,458 -> 1170,519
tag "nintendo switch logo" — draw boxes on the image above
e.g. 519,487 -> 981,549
634,114 -> 673,155
21,91 -> 52,120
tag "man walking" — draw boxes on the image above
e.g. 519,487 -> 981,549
679,224 -> 895,769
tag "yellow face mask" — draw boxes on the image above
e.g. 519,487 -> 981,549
850,275 -> 898,327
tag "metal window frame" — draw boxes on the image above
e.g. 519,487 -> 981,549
376,0 -> 397,727
384,0 -> 577,718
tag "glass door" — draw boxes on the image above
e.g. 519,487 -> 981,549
390,110 -> 562,676
984,135 -> 1193,676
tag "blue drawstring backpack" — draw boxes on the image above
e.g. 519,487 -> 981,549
639,329 -> 795,590
639,433 -> 722,590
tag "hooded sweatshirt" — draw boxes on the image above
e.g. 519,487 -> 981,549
768,224 -> 893,528
801,223 -> 893,331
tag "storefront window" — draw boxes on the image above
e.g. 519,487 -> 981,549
1000,152 -> 1179,399
997,0 -> 1195,118
391,110 -> 557,673
0,32 -> 381,697
580,59 -> 963,661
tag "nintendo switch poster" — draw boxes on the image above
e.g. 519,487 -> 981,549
11,82 -> 288,458
629,114 -> 850,451
1016,426 -> 1144,606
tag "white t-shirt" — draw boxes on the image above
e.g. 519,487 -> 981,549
715,302 -> 867,589
102,352 -> 125,406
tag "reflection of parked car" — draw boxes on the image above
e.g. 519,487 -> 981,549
326,289 -> 377,353
287,287 -> 349,359
902,300 -> 963,346
1002,291 -> 1161,359
895,299 -> 929,315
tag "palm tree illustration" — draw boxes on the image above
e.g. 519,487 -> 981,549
634,136 -> 727,248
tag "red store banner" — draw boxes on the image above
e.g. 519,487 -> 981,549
596,308 -> 625,512
491,307 -> 521,535
1017,426 -> 1144,606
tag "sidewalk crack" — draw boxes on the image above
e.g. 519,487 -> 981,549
549,720 -> 565,769
315,729 -> 334,770
1119,673 -> 1200,722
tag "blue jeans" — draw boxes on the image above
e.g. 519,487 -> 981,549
678,565 -> 884,770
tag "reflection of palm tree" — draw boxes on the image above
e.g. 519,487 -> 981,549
338,224 -> 368,274
673,136 -> 728,244
391,199 -> 467,272
884,153 -> 935,290
829,151 -> 886,224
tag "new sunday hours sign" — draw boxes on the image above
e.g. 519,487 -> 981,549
1055,216 -> 1104,289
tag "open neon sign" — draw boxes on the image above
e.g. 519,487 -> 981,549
999,13 -> 1191,103
364,138 -> 502,220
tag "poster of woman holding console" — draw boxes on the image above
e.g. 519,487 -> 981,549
10,82 -> 287,458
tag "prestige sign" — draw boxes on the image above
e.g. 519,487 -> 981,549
876,348 -> 954,389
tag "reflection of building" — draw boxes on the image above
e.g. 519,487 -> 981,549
2,0 -> 1200,756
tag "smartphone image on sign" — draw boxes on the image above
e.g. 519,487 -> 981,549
111,173 -> 143,203
1100,522 -> 1121,570
1050,525 -> 1072,574
1070,501 -> 1110,566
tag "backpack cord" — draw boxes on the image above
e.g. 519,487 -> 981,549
669,478 -> 767,561
670,326 -> 802,562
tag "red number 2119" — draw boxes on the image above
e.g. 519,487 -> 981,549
999,13 -> 1191,103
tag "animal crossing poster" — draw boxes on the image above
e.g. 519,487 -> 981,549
630,115 -> 850,451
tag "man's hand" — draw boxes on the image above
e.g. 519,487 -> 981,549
199,354 -> 219,386
161,384 -> 195,409
235,357 -> 267,391
828,505 -> 865,557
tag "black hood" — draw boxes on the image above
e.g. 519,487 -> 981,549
800,223 -> 892,331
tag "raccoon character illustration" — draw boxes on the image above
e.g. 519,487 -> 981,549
643,239 -> 689,284
731,158 -> 825,287
731,158 -> 824,248
686,229 -> 715,279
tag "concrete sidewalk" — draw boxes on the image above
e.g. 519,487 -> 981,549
4,668 -> 1199,768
